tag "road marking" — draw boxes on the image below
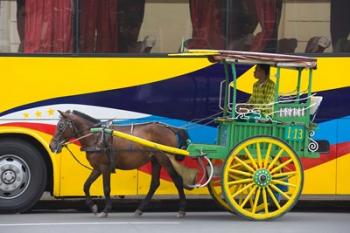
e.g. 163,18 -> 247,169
0,221 -> 180,227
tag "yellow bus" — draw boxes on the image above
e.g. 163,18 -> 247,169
0,0 -> 349,213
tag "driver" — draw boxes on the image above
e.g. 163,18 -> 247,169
239,64 -> 275,117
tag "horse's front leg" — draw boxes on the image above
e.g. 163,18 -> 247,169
84,169 -> 101,215
97,167 -> 112,218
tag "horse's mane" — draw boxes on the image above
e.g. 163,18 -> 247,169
72,110 -> 100,124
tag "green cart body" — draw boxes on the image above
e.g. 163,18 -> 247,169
184,50 -> 320,220
187,50 -> 319,160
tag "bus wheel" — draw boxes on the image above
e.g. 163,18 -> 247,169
0,139 -> 47,213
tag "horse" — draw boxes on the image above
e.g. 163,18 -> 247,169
49,110 -> 194,218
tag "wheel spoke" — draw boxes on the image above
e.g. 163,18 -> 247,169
235,156 -> 255,173
244,148 -> 258,170
271,179 -> 296,188
229,168 -> 253,177
240,185 -> 257,208
252,187 -> 261,214
228,178 -> 253,186
270,159 -> 293,174
272,171 -> 296,179
263,143 -> 272,168
229,183 -> 238,194
256,143 -> 262,168
262,188 -> 269,214
267,148 -> 284,171
229,173 -> 246,181
269,183 -> 291,200
237,185 -> 244,205
231,183 -> 254,198
231,160 -> 252,169
266,186 -> 281,209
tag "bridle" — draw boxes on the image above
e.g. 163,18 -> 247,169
53,112 -> 107,147
54,116 -> 81,147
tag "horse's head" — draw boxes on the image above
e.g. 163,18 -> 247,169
49,110 -> 79,153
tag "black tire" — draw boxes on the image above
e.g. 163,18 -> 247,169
0,139 -> 47,213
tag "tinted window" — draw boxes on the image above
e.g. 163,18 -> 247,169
0,0 -> 348,54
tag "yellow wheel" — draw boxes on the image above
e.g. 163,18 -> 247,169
222,136 -> 303,220
207,160 -> 233,212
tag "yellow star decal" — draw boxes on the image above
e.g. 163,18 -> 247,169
23,112 -> 30,118
35,111 -> 42,118
47,108 -> 55,117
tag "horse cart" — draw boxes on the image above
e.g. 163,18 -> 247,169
51,50 -> 320,220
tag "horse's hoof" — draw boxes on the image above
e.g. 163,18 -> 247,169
91,204 -> 98,215
176,211 -> 186,218
134,209 -> 143,217
97,212 -> 108,218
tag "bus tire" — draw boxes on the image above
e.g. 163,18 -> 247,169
0,139 -> 47,213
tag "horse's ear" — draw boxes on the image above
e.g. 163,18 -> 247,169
58,110 -> 67,118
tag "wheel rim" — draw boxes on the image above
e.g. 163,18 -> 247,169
0,155 -> 31,199
222,137 -> 303,220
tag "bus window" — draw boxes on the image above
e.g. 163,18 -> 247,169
0,0 -> 23,53
224,0 -> 349,54
0,0 -> 73,53
275,0 -> 349,54
1,0 -> 349,54
225,0 -> 282,53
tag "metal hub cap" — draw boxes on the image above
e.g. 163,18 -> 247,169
2,170 -> 16,184
253,169 -> 272,187
0,155 -> 30,199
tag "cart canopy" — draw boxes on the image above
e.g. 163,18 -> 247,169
185,49 -> 317,69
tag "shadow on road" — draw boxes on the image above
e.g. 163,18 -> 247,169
29,198 -> 350,214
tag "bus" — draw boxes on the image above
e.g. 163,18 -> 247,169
0,0 -> 349,213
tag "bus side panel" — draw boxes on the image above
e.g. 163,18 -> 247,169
336,118 -> 350,194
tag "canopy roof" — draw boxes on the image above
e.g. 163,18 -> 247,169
186,49 -> 317,69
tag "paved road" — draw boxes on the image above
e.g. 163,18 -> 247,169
1,199 -> 350,233
1,211 -> 350,233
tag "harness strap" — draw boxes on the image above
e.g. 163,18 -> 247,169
99,128 -> 116,173
81,146 -> 108,153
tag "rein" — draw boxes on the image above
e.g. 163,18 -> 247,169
64,145 -> 93,170
62,132 -> 94,146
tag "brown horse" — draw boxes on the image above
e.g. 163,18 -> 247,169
49,110 -> 192,218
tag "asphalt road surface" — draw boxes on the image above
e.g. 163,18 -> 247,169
1,199 -> 350,233
1,211 -> 350,233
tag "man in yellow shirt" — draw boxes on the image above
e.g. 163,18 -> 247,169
242,64 -> 275,117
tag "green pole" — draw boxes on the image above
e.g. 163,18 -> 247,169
223,63 -> 230,116
296,69 -> 302,102
274,67 -> 281,114
306,68 -> 313,116
231,64 -> 237,118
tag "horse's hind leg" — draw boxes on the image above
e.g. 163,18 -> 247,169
163,158 -> 187,218
84,169 -> 101,214
97,167 -> 112,218
135,157 -> 161,217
